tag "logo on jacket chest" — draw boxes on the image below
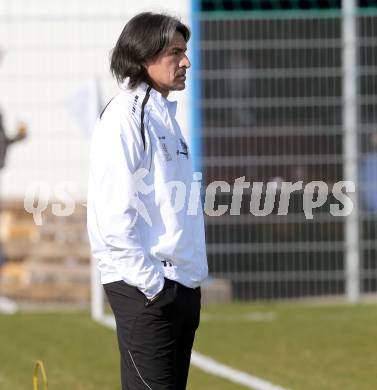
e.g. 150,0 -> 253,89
157,135 -> 173,162
178,138 -> 189,159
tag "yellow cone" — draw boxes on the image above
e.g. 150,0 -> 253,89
33,360 -> 48,390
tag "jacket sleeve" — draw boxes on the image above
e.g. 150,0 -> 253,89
88,105 -> 164,299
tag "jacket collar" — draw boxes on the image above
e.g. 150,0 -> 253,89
120,78 -> 177,117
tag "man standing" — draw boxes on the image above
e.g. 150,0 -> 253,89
87,12 -> 208,390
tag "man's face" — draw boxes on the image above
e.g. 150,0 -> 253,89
145,32 -> 191,98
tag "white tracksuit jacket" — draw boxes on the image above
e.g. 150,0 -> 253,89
87,79 -> 208,299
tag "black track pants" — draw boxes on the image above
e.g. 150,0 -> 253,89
104,278 -> 201,390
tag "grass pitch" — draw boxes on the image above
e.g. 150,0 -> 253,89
0,303 -> 376,389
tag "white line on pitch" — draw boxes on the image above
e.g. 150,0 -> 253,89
97,315 -> 288,390
191,351 -> 289,390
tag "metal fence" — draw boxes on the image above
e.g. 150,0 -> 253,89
200,4 -> 377,301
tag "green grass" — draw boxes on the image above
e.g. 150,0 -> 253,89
195,303 -> 377,390
0,303 -> 376,389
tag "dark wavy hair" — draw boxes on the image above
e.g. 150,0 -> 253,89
110,12 -> 191,89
